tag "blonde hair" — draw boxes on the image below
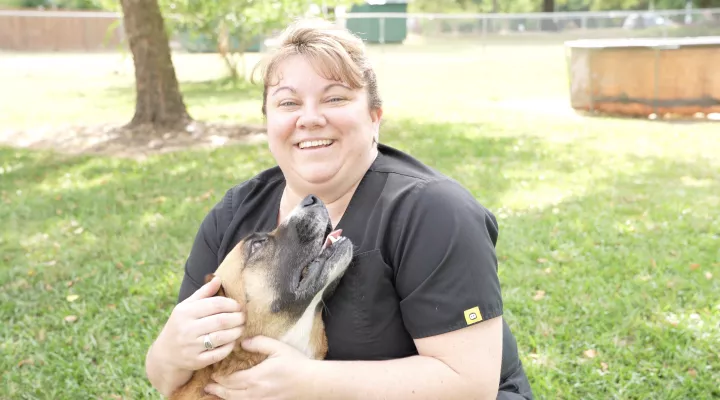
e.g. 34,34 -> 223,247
252,18 -> 382,116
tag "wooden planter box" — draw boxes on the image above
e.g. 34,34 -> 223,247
564,36 -> 720,117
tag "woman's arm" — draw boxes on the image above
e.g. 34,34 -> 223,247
206,316 -> 503,400
145,194 -> 245,397
145,341 -> 194,397
305,316 -> 503,400
145,276 -> 245,397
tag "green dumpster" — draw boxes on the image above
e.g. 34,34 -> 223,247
345,0 -> 408,44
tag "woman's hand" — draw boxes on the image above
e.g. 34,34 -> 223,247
203,336 -> 316,400
152,276 -> 246,372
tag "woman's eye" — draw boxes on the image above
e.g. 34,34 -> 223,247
279,100 -> 297,107
328,97 -> 344,103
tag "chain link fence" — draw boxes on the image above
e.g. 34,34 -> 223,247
337,8 -> 720,46
1,8 -> 719,52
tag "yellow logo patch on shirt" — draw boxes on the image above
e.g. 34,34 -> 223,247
464,306 -> 482,325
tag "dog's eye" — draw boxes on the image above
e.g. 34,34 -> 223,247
249,238 -> 266,255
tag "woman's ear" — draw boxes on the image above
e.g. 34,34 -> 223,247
370,107 -> 383,140
370,107 -> 383,124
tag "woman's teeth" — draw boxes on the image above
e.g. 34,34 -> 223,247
299,139 -> 333,149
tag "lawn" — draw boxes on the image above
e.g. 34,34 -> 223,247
1,41 -> 719,399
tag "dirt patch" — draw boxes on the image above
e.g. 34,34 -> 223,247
0,120 -> 268,160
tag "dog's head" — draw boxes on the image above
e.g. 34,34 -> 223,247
207,194 -> 353,350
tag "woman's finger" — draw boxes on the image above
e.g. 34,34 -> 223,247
185,276 -> 222,302
196,340 -> 237,368
196,326 -> 244,352
193,310 -> 245,336
185,296 -> 243,320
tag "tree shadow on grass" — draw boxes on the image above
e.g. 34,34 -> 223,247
0,146 -> 92,186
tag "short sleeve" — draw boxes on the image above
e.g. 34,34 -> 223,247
176,191 -> 231,303
393,179 -> 503,339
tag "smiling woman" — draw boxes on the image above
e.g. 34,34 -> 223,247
144,18 -> 533,400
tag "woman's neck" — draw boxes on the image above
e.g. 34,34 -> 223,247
280,183 -> 357,228
279,147 -> 378,228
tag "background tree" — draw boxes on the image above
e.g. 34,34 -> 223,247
119,0 -> 192,130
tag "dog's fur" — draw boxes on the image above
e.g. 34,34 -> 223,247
169,195 -> 353,400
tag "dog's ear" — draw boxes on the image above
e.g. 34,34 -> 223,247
204,273 -> 226,298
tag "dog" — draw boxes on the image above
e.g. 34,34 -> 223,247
170,194 -> 354,400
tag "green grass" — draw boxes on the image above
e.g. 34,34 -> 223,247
1,43 -> 719,399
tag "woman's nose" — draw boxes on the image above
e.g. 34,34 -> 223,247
296,107 -> 327,130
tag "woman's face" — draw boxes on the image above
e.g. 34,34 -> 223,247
264,55 -> 382,189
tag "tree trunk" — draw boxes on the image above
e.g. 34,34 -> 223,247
119,0 -> 192,130
540,0 -> 557,32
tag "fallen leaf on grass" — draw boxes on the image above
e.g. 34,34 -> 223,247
688,368 -> 697,378
600,362 -> 609,371
706,272 -> 713,280
544,268 -> 552,274
689,263 -> 700,271
650,258 -> 657,268
17,358 -> 34,367
533,290 -> 546,301
537,258 -> 548,264
198,189 -> 214,202
66,294 -> 79,302
583,349 -> 597,358
64,315 -> 78,323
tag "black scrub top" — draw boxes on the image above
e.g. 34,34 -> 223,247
177,143 -> 533,399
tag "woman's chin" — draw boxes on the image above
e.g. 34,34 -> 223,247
289,163 -> 342,186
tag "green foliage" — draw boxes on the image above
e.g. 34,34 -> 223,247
157,0 -> 359,81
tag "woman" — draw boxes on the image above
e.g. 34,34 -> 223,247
145,18 -> 533,400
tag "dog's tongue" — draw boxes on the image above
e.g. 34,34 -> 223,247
322,229 -> 343,251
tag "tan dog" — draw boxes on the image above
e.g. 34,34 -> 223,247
170,195 -> 353,400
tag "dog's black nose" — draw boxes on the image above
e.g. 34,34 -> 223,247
301,194 -> 320,208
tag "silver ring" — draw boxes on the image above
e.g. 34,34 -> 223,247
203,334 -> 214,351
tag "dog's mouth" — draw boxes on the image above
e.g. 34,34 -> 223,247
293,225 -> 347,291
